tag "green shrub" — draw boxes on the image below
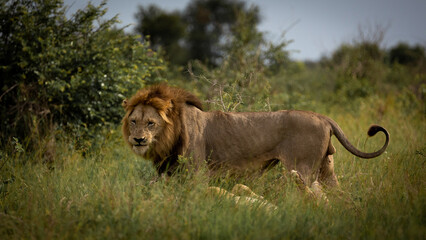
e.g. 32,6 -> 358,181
388,42 -> 425,67
188,8 -> 290,112
326,43 -> 387,99
0,0 -> 165,149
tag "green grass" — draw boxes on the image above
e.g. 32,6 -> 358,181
0,95 -> 425,240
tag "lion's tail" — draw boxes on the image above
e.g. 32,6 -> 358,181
328,119 -> 389,159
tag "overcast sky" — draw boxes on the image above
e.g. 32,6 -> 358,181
64,0 -> 426,61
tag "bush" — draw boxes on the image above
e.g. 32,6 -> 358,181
0,0 -> 165,150
389,42 -> 425,67
188,8 -> 290,112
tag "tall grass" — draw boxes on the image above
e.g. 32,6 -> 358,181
0,93 -> 424,239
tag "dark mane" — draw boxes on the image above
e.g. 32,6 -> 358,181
124,84 -> 203,112
122,84 -> 203,175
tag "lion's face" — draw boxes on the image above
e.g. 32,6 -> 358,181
126,104 -> 166,156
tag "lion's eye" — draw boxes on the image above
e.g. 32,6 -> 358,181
147,121 -> 155,127
130,120 -> 136,125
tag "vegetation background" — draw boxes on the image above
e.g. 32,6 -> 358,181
0,0 -> 424,239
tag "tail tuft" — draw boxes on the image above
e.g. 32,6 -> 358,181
367,125 -> 384,137
329,118 -> 390,159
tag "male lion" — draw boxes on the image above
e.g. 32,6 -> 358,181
122,84 -> 389,193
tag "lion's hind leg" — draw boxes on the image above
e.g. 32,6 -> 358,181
290,170 -> 329,204
319,153 -> 339,188
290,170 -> 315,196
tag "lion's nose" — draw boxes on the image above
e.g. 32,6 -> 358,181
134,137 -> 147,144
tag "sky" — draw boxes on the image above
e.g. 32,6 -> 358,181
64,0 -> 426,61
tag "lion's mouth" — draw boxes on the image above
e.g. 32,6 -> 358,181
134,144 -> 148,147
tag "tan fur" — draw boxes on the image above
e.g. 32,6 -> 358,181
122,84 -> 389,188
206,184 -> 277,212
122,84 -> 203,174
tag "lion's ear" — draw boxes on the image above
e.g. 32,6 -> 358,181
122,99 -> 128,108
167,100 -> 174,112
158,100 -> 174,125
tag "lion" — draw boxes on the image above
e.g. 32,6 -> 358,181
122,84 -> 389,197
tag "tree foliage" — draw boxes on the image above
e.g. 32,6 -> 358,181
389,42 -> 425,67
134,5 -> 188,65
318,41 -> 386,100
0,0 -> 165,146
184,0 -> 259,66
189,8 -> 290,112
134,0 -> 260,66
